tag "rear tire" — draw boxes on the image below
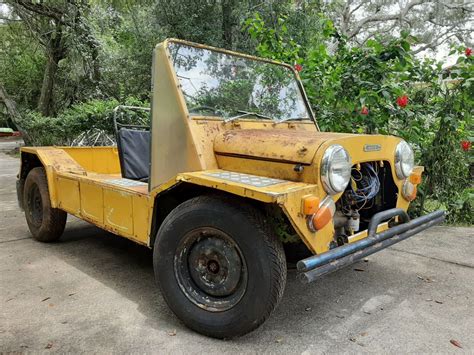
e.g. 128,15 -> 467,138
23,167 -> 67,242
153,195 -> 287,338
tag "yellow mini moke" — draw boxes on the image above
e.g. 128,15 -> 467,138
17,39 -> 444,338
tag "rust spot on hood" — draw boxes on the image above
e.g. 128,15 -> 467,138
214,129 -> 352,164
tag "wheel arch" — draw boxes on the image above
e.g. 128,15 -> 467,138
17,152 -> 44,209
148,182 -> 272,248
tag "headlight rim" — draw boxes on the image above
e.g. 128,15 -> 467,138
395,140 -> 414,179
321,144 -> 352,195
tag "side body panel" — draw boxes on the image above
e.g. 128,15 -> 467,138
56,171 -> 152,245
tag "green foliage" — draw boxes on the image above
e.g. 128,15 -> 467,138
17,98 -> 148,146
0,22 -> 45,122
246,13 -> 473,224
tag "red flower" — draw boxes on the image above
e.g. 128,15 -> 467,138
360,106 -> 369,115
396,95 -> 409,108
465,48 -> 472,57
294,64 -> 303,72
461,140 -> 471,151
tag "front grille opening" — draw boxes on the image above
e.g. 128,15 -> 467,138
339,161 -> 397,232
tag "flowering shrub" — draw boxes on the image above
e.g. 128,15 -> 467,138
396,95 -> 409,108
461,140 -> 471,151
246,14 -> 473,224
294,63 -> 303,72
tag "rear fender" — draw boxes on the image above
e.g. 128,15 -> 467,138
19,147 -> 86,208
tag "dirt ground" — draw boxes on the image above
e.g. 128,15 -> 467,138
1,140 -> 473,353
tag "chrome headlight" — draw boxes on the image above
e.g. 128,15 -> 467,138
321,145 -> 352,195
395,141 -> 414,179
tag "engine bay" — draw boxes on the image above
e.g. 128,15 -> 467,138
334,161 -> 398,244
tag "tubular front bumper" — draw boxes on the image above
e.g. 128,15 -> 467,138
297,208 -> 446,283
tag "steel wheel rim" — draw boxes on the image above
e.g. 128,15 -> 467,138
174,227 -> 248,312
27,184 -> 43,226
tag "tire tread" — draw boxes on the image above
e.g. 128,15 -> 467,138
24,167 -> 66,242
157,194 -> 286,337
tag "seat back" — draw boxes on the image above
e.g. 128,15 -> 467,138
116,128 -> 151,181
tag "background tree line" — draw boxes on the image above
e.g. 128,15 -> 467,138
0,0 -> 472,223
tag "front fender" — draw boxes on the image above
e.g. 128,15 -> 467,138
169,169 -> 329,254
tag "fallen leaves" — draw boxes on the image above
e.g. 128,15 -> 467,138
450,339 -> 462,348
416,275 -> 434,283
425,298 -> 444,304
349,334 -> 367,347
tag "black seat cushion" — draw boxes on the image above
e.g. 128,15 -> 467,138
117,128 -> 150,181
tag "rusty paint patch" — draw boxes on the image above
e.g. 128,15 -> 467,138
215,129 -> 351,165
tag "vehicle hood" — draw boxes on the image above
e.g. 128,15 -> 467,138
214,129 -> 354,165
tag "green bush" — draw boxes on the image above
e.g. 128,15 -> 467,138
18,97 -> 149,146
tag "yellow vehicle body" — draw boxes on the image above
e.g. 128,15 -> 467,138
18,39 -> 423,255
19,136 -> 420,255
17,39 -> 442,338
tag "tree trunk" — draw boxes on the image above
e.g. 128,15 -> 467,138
38,25 -> 65,117
0,83 -> 31,143
37,54 -> 59,117
222,0 -> 234,49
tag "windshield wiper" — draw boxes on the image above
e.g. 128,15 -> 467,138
276,116 -> 310,123
224,110 -> 273,123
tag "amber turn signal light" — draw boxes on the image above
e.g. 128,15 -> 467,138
302,195 -> 320,215
312,206 -> 332,230
307,196 -> 336,232
409,173 -> 422,185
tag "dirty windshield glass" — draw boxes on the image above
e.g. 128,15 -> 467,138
168,42 -> 310,121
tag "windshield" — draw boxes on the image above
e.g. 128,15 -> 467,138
168,42 -> 311,122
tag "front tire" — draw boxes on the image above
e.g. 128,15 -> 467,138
153,195 -> 287,338
23,167 -> 67,242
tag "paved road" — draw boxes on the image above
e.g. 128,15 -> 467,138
1,146 -> 473,353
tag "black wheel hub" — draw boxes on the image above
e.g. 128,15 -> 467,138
174,227 -> 247,312
27,184 -> 43,225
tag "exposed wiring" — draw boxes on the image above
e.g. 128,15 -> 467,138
344,163 -> 380,208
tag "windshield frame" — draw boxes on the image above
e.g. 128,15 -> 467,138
164,38 -> 318,127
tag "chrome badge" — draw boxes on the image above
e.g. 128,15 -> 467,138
364,144 -> 381,152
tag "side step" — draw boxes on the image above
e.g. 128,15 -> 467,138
297,209 -> 446,284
